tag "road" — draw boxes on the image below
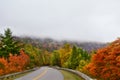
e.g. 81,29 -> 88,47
15,67 -> 64,80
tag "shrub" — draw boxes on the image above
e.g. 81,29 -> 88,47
0,50 -> 30,75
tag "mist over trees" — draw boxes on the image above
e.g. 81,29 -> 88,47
14,36 -> 106,53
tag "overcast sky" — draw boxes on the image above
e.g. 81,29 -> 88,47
0,0 -> 120,42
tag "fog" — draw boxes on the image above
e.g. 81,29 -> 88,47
0,0 -> 120,42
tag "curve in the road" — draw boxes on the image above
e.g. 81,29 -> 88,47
33,68 -> 48,80
15,67 -> 64,80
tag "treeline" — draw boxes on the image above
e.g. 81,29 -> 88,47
0,28 -> 29,75
14,36 -> 106,52
1,28 -> 120,80
0,28 -> 91,75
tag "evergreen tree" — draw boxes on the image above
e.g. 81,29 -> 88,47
0,28 -> 20,58
67,46 -> 81,69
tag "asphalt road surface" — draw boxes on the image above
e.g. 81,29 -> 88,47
15,67 -> 64,80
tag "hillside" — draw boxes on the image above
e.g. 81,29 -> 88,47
13,36 -> 106,53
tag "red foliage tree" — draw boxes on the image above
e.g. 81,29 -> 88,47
84,39 -> 120,80
0,50 -> 30,75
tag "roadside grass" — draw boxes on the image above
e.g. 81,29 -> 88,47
60,70 -> 84,80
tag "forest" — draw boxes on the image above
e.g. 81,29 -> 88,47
0,28 -> 120,80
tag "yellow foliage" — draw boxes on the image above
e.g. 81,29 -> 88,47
58,44 -> 72,67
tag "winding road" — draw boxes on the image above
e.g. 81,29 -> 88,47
15,67 -> 64,80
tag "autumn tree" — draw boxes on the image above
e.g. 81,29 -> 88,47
0,28 -> 21,58
41,50 -> 51,66
51,51 -> 61,66
65,46 -> 80,69
84,38 -> 120,80
0,50 -> 30,75
65,45 -> 90,69
24,44 -> 42,67
77,48 -> 91,71
58,43 -> 72,67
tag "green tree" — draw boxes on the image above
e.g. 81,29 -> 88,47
78,48 -> 91,60
24,44 -> 42,67
0,28 -> 20,58
77,48 -> 91,71
65,45 -> 91,70
67,46 -> 81,69
51,51 -> 61,66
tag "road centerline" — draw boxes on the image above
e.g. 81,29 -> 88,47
33,68 -> 48,80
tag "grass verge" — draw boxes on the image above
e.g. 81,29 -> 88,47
60,70 -> 84,80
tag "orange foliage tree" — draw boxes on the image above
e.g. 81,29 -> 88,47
84,38 -> 120,80
0,50 -> 30,75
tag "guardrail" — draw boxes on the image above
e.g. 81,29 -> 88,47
0,66 -> 96,80
0,67 -> 39,80
53,66 -> 96,80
